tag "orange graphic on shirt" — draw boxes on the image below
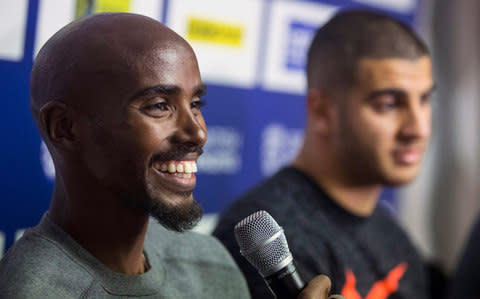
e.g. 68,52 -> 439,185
341,263 -> 407,299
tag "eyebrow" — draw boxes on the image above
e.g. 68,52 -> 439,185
130,84 -> 207,101
194,84 -> 208,98
364,84 -> 436,102
364,88 -> 406,102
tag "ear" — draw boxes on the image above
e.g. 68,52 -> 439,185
306,88 -> 335,136
39,101 -> 77,150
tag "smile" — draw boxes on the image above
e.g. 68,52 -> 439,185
154,161 -> 198,179
393,149 -> 422,165
151,160 -> 198,193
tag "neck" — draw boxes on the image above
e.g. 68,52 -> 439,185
293,143 -> 381,217
50,176 -> 150,275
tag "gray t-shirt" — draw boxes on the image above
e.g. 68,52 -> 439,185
0,213 -> 250,298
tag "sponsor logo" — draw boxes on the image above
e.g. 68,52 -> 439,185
342,263 -> 407,299
198,126 -> 243,174
286,21 -> 317,71
40,141 -> 55,181
76,0 -> 131,18
261,124 -> 303,176
0,231 -> 4,259
75,0 -> 162,22
187,17 -> 244,47
95,0 -> 131,12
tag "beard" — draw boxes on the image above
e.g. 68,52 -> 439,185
147,144 -> 204,231
149,191 -> 203,232
116,144 -> 205,231
118,186 -> 203,232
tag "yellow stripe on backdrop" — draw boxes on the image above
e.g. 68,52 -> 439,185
76,0 -> 132,18
97,0 -> 131,13
187,17 -> 244,47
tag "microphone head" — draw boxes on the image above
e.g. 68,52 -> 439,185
234,210 -> 293,277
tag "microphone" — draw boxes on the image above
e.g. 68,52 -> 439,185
234,210 -> 305,299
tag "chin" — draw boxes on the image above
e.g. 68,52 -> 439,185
149,197 -> 203,232
152,189 -> 194,207
383,172 -> 420,186
143,187 -> 201,231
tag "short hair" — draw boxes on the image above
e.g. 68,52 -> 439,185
306,9 -> 430,94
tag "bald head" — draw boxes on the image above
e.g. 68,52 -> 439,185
30,13 -> 192,130
32,13 -> 208,231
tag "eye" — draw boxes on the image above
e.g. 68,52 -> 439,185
142,100 -> 172,118
421,93 -> 431,105
191,99 -> 206,111
373,95 -> 399,112
152,102 -> 169,111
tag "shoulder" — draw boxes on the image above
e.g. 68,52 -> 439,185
0,228 -> 95,298
369,203 -> 415,249
370,203 -> 425,265
147,221 -> 239,268
373,201 -> 409,234
240,167 -> 305,204
214,167 -> 305,238
146,222 -> 250,298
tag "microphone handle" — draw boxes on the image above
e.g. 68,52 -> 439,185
265,262 -> 305,299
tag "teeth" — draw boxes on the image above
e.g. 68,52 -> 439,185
179,173 -> 191,178
158,161 -> 197,175
184,162 -> 192,173
176,163 -> 184,173
175,173 -> 191,178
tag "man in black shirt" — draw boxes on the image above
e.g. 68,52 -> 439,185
214,10 -> 434,299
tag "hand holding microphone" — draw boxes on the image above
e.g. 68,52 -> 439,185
234,210 -> 344,299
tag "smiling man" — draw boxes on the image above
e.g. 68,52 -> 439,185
0,12 -> 247,298
0,12 -> 334,299
214,10 -> 434,299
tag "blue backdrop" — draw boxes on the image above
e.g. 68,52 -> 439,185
0,0 -> 418,255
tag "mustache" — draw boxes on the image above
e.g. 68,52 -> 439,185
151,143 -> 204,162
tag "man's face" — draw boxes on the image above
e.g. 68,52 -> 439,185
76,44 -> 207,231
333,56 -> 434,186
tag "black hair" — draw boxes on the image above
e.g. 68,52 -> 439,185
306,9 -> 429,94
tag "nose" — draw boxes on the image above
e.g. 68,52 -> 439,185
400,99 -> 431,141
170,106 -> 207,147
